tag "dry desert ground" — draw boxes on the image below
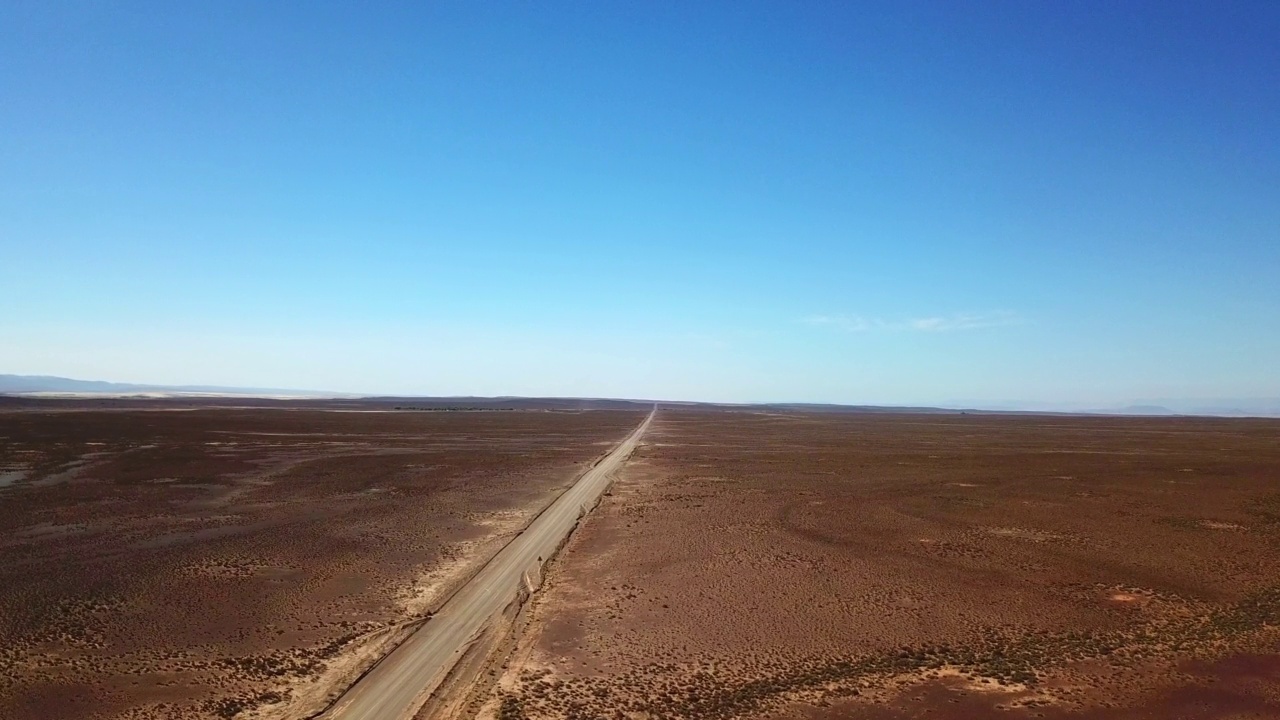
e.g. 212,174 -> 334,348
0,402 -> 645,719
3,403 -> 1280,720
482,409 -> 1280,720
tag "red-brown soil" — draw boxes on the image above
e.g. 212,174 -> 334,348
0,405 -> 645,719
487,410 -> 1280,719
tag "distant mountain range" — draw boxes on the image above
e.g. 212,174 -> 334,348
945,398 -> 1280,418
2,374 -> 1277,417
0,374 -> 340,398
1143,400 -> 1280,418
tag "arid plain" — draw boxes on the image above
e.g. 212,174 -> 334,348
0,401 -> 646,719
483,410 -> 1280,720
3,402 -> 1280,720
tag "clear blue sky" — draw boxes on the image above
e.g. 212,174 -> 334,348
3,1 -> 1278,405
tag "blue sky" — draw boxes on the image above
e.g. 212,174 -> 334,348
2,1 -> 1278,405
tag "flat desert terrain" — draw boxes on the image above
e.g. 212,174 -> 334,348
0,404 -> 645,719
486,410 -> 1280,719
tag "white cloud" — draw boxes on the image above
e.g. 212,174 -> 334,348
906,311 -> 1023,332
803,311 -> 1023,333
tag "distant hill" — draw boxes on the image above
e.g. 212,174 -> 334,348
4,375 -> 1277,418
1127,398 -> 1280,418
0,374 -> 337,398
1112,405 -> 1178,416
366,396 -> 655,411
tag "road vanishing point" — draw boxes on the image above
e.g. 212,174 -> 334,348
322,407 -> 656,720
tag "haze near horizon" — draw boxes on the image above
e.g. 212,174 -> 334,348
3,2 -> 1278,406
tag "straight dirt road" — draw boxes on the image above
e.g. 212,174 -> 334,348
322,408 -> 655,720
